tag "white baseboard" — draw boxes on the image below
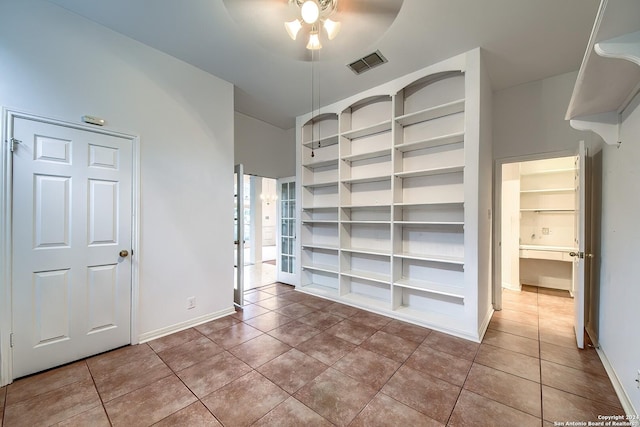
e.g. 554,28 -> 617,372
138,306 -> 236,344
478,306 -> 495,341
596,346 -> 639,425
502,281 -> 522,291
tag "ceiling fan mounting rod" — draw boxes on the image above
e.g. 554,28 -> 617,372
292,0 -> 338,16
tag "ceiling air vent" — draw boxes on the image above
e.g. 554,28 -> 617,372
348,50 -> 388,75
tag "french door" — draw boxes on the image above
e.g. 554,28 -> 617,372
234,164 -> 245,306
276,177 -> 297,285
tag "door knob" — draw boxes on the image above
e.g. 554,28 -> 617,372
119,250 -> 129,257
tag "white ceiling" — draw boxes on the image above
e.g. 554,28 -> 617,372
47,0 -> 600,129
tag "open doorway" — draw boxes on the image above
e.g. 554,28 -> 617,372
495,151 -> 592,349
501,156 -> 577,293
234,174 -> 279,291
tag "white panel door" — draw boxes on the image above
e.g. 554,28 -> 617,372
11,116 -> 132,378
276,177 -> 297,285
571,141 -> 590,349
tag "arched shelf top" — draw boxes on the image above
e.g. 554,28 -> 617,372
395,70 -> 466,124
340,94 -> 393,139
302,112 -> 338,128
302,112 -> 339,148
343,94 -> 393,113
401,70 -> 465,95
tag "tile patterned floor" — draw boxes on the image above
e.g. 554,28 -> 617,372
0,284 -> 624,426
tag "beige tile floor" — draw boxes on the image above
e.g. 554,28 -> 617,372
0,284 -> 624,426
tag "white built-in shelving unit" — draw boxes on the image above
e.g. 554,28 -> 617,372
518,156 -> 577,291
296,50 -> 492,341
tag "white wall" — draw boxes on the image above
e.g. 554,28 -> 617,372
494,71 -> 591,160
598,93 -> 640,413
476,50 -> 494,333
0,0 -> 235,344
235,112 -> 295,178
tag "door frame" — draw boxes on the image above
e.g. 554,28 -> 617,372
0,109 -> 141,386
492,149 -> 576,312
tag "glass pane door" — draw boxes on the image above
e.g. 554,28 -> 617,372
277,177 -> 297,284
234,164 -> 244,306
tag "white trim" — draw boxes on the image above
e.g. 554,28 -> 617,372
501,281 -> 522,292
138,306 -> 236,344
477,306 -> 494,341
596,346 -> 640,425
130,134 -> 141,345
0,109 -> 141,385
1,108 -> 15,386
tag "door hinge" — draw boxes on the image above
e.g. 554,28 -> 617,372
9,138 -> 22,152
10,333 -> 14,348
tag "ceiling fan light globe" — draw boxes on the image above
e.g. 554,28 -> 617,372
323,18 -> 341,40
306,32 -> 322,50
301,0 -> 320,24
284,19 -> 302,40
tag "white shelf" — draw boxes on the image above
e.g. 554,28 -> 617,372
394,201 -> 464,208
566,0 -> 640,145
520,168 -> 574,176
342,204 -> 391,209
302,243 -> 339,251
303,158 -> 339,169
299,283 -> 339,298
395,132 -> 465,153
302,264 -> 339,274
395,252 -> 464,265
520,188 -> 574,194
342,270 -> 391,284
394,165 -> 464,179
341,175 -> 391,185
302,133 -> 339,148
341,220 -> 391,225
342,247 -> 391,257
341,120 -> 392,140
341,293 -> 390,311
394,278 -> 464,300
393,306 -> 467,333
302,205 -> 338,210
520,209 -> 575,213
301,220 -> 338,225
341,148 -> 392,162
395,221 -> 464,227
303,180 -> 339,189
395,99 -> 465,127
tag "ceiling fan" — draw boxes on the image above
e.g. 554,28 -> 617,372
222,0 -> 404,61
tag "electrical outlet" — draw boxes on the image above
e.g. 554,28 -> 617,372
542,227 -> 550,235
187,297 -> 196,310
